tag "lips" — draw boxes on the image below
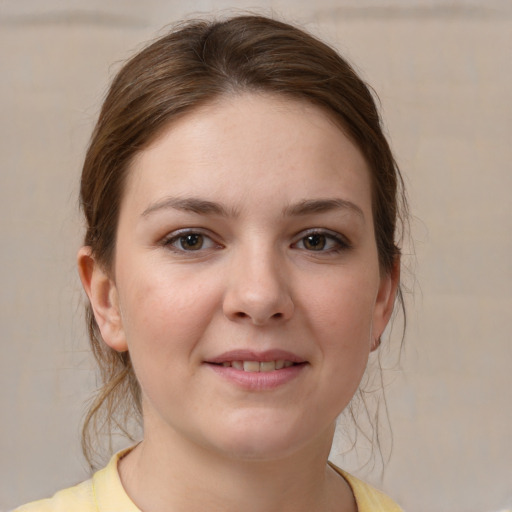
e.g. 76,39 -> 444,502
220,360 -> 296,372
204,350 -> 307,390
205,349 -> 305,368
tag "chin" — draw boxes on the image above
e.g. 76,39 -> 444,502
203,414 -> 325,462
218,435 -> 301,462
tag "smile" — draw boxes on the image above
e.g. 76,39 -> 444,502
218,360 -> 296,372
205,350 -> 307,390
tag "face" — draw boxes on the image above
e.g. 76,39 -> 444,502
81,93 -> 397,461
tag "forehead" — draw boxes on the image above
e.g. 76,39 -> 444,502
123,92 -> 372,219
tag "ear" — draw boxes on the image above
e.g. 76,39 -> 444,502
371,256 -> 400,352
77,246 -> 128,352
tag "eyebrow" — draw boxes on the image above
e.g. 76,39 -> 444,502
141,197 -> 236,218
141,196 -> 364,221
283,198 -> 365,220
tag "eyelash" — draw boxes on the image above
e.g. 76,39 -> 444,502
162,229 -> 221,253
161,228 -> 351,254
292,229 -> 351,254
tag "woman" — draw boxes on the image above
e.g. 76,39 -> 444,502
16,14 -> 406,512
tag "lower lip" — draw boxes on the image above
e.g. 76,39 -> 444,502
206,363 -> 306,391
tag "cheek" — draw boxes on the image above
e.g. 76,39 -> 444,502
117,264 -> 222,362
117,273 -> 221,408
304,267 -> 378,384
306,268 -> 378,338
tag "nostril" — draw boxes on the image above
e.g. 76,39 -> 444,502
231,310 -> 284,323
224,290 -> 294,325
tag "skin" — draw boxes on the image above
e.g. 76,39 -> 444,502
78,92 -> 399,512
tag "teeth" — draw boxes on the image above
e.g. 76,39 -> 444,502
243,361 -> 260,372
260,361 -> 276,372
221,360 -> 297,371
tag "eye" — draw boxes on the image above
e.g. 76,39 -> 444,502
302,233 -> 328,251
293,230 -> 350,253
163,230 -> 218,252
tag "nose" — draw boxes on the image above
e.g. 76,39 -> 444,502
222,246 -> 294,326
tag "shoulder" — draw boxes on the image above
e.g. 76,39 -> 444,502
12,478 -> 95,512
12,446 -> 139,512
329,462 -> 404,512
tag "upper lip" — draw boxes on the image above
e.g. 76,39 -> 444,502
205,349 -> 306,364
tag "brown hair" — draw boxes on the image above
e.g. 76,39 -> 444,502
80,14 -> 407,468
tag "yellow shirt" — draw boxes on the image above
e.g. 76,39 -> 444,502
14,448 -> 403,512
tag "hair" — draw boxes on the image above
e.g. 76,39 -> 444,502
80,13 -> 408,468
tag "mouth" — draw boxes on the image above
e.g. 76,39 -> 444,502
204,350 -> 307,389
211,360 -> 300,372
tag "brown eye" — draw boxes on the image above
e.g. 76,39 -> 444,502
293,230 -> 350,253
302,234 -> 326,251
179,234 -> 204,250
164,230 -> 219,254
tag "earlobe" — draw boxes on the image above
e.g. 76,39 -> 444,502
371,256 -> 400,352
77,247 -> 128,352
371,336 -> 381,352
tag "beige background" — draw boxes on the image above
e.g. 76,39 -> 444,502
1,1 -> 511,511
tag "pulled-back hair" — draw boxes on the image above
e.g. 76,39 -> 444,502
80,14 -> 407,468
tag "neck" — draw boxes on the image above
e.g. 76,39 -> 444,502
118,419 -> 355,512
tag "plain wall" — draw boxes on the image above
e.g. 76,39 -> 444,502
1,1 -> 511,511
